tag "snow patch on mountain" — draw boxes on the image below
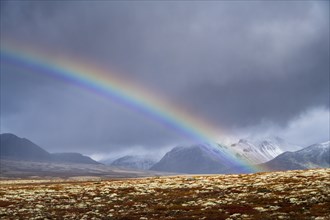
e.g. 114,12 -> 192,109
229,137 -> 299,164
263,141 -> 329,170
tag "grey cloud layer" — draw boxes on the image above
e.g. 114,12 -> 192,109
1,1 -> 329,153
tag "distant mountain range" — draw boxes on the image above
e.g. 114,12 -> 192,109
0,133 -> 163,178
150,138 -> 289,174
1,133 -> 328,176
151,139 -> 329,174
0,133 -> 99,164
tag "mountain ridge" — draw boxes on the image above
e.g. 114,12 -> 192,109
229,137 -> 288,164
150,137 -> 297,174
0,133 -> 99,165
262,141 -> 330,171
2,133 -> 328,175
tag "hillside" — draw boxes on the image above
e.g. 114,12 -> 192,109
150,145 -> 227,174
0,133 -> 51,161
0,169 -> 329,219
263,141 -> 330,171
229,137 -> 287,164
0,133 -> 99,165
150,139 -> 290,174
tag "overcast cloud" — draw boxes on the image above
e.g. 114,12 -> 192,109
1,1 -> 329,156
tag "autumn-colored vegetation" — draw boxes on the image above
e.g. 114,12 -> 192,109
0,169 -> 329,219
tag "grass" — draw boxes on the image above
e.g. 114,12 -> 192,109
0,168 -> 329,219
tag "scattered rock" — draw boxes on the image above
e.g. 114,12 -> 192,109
0,168 -> 328,219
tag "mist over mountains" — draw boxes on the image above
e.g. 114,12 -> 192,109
108,155 -> 157,170
0,133 -> 329,177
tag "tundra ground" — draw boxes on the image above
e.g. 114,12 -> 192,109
0,169 -> 329,220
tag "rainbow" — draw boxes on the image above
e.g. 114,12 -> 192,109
0,43 -> 259,173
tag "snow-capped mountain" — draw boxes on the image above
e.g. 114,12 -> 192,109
230,137 -> 300,164
150,144 -> 229,174
150,137 -> 302,174
111,155 -> 157,170
263,141 -> 330,171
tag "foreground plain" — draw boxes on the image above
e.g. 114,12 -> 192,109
0,169 -> 329,220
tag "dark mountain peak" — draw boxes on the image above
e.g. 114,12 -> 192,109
0,133 -> 99,165
169,144 -> 203,153
1,133 -> 19,139
150,144 -> 227,174
1,133 -> 32,145
1,133 -> 51,161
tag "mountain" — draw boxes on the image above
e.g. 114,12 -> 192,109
0,133 -> 99,164
0,133 -> 51,161
0,135 -> 164,178
150,144 -> 230,174
150,138 -> 302,174
262,141 -> 330,171
229,137 -> 290,164
110,155 -> 157,170
51,153 -> 100,164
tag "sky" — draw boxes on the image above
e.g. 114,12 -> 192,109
0,1 -> 329,159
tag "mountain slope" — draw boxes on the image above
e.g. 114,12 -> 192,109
150,138 -> 303,174
111,155 -> 156,170
0,133 -> 99,164
229,137 -> 299,164
150,144 -> 229,174
0,133 -> 51,161
263,141 -> 330,171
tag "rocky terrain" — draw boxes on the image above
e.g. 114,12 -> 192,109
0,168 -> 329,219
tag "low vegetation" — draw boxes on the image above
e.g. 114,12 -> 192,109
0,169 -> 329,219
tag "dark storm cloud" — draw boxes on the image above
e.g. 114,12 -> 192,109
180,29 -> 329,128
1,1 -> 329,153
